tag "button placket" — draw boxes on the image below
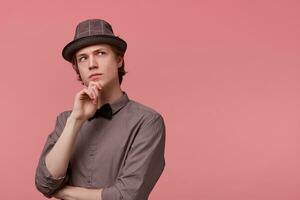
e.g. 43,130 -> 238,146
87,144 -> 97,185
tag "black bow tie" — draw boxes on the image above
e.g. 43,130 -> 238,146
88,103 -> 113,121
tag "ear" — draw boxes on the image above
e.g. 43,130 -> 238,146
72,64 -> 77,70
117,56 -> 123,68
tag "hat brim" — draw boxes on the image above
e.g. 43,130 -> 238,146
62,35 -> 127,62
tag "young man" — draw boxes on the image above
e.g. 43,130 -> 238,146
35,19 -> 166,200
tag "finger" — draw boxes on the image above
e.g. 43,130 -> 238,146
88,81 -> 95,87
93,94 -> 98,105
77,89 -> 89,100
89,81 -> 102,91
82,88 -> 94,100
91,85 -> 99,98
92,88 -> 100,105
88,81 -> 97,89
88,86 -> 97,100
90,84 -> 100,97
88,83 -> 101,104
88,87 -> 99,105
86,88 -> 95,100
93,87 -> 101,104
95,82 -> 102,91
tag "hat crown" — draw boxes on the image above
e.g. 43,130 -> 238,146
62,19 -> 127,62
74,19 -> 115,39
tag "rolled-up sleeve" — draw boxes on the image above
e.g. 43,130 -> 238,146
102,113 -> 166,200
35,112 -> 70,198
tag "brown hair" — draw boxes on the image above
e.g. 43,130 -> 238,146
71,45 -> 127,85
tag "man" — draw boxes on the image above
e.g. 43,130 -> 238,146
35,19 -> 166,200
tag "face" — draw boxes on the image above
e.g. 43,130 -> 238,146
74,44 -> 123,89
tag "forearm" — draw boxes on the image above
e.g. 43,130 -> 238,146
54,186 -> 102,200
46,116 -> 85,178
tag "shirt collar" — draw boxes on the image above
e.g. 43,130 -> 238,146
88,91 -> 129,121
110,91 -> 129,115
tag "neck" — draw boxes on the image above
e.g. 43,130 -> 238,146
97,85 -> 123,109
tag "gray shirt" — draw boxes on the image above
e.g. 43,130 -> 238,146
35,92 -> 166,200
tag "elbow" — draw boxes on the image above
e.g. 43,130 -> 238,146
34,167 -> 67,198
34,177 -> 53,198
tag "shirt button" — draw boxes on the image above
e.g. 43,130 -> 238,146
88,176 -> 92,184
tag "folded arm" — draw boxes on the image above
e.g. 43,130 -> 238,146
36,112 -> 165,200
35,112 -> 83,197
53,186 -> 102,200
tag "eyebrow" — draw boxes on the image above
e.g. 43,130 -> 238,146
76,48 -> 108,58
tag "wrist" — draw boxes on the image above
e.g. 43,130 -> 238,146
67,115 -> 85,131
68,113 -> 86,124
55,186 -> 102,200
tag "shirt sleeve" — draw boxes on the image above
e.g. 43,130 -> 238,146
35,111 -> 70,198
102,113 -> 166,200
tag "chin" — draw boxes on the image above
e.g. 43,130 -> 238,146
87,79 -> 102,84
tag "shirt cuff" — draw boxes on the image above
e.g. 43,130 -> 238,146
35,158 -> 67,198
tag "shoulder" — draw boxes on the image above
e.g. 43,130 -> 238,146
126,99 -> 165,128
55,110 -> 72,125
125,100 -> 166,148
128,99 -> 163,117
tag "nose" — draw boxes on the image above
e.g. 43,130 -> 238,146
88,55 -> 98,70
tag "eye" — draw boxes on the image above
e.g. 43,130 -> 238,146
78,56 -> 86,62
97,51 -> 106,56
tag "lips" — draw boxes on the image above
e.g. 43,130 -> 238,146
89,73 -> 102,80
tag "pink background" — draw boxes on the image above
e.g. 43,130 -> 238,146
1,0 -> 300,199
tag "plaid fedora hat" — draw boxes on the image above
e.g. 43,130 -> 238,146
62,19 -> 127,62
